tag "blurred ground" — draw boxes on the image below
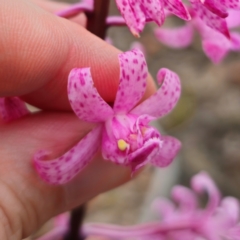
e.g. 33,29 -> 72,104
36,0 -> 240,236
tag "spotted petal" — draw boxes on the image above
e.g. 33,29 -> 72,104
68,68 -> 114,123
202,0 -> 228,18
115,0 -> 145,36
113,49 -> 148,114
131,68 -> 181,118
34,125 -> 102,185
155,24 -> 194,48
163,0 -> 191,20
220,0 -> 240,9
190,0 -> 230,38
0,97 -> 29,122
202,39 -> 229,64
141,0 -> 165,26
150,136 -> 181,167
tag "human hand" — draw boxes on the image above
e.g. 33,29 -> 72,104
0,0 -> 156,239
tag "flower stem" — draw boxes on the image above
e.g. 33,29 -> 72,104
86,0 -> 111,39
64,204 -> 86,240
64,2 -> 111,240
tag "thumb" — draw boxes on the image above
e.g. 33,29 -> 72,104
0,0 -> 156,111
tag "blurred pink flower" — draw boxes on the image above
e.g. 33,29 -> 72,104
34,49 -> 181,185
155,9 -> 240,63
81,172 -> 240,240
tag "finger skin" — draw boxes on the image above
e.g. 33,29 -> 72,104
0,112 -> 131,239
0,0 -> 156,110
30,0 -> 87,25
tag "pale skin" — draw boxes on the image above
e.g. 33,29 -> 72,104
0,0 -> 156,239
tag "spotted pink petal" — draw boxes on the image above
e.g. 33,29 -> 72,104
220,0 -> 240,9
155,24 -> 194,48
0,97 -> 29,122
115,0 -> 145,36
113,49 -> 148,114
202,40 -> 229,64
190,0 -> 230,38
131,68 -> 181,118
141,0 -> 165,26
68,68 -> 114,123
55,0 -> 93,18
202,0 -> 228,18
34,125 -> 102,184
163,0 -> 191,20
151,136 -> 181,167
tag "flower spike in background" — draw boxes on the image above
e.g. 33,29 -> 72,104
155,9 -> 240,63
34,49 -> 181,185
36,172 -> 240,239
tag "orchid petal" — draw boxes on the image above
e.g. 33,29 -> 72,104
220,0 -> 240,9
190,0 -> 230,38
171,186 -> 198,212
221,197 -> 240,224
151,136 -> 181,167
202,0 -> 228,18
202,40 -> 229,64
131,68 -> 181,118
56,0 -> 94,18
113,49 -> 148,114
141,0 -> 165,26
68,68 -> 114,123
106,16 -> 126,27
226,10 -> 240,28
191,172 -> 221,215
0,97 -> 29,122
163,0 -> 191,20
230,32 -> 240,50
155,24 -> 194,48
115,0 -> 145,36
128,138 -> 161,171
34,125 -> 102,185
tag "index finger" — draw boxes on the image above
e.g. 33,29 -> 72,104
0,0 -> 156,111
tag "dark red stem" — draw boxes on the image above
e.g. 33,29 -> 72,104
64,204 -> 86,240
86,0 -> 111,39
65,2 -> 111,240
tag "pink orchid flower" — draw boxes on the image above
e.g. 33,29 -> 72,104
34,49 -> 181,185
0,97 -> 29,122
115,0 -> 190,37
80,172 -> 240,240
155,9 -> 240,63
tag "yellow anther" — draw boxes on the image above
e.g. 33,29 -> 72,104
117,139 -> 129,151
